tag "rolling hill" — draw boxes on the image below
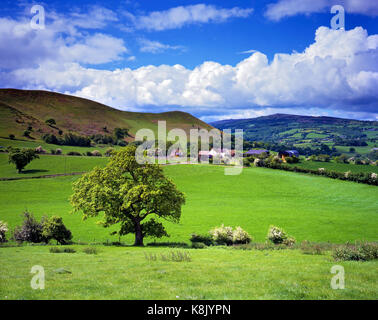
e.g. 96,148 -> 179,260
0,89 -> 213,141
210,113 -> 378,147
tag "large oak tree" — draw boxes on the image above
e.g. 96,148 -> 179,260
71,146 -> 185,246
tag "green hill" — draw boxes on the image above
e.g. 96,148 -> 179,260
211,113 -> 378,155
0,89 -> 213,141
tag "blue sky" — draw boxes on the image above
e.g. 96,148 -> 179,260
0,0 -> 378,121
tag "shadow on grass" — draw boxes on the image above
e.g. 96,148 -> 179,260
22,169 -> 49,174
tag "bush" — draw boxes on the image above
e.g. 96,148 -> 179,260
49,247 -> 76,253
42,133 -> 61,145
13,212 -> 46,243
45,118 -> 56,126
191,242 -> 207,249
232,226 -> 252,244
55,148 -> 62,155
35,146 -> 46,154
105,147 -> 115,157
42,216 -> 72,245
9,134 -> 15,140
267,226 -> 289,245
91,150 -> 102,157
333,242 -> 378,261
190,233 -> 214,246
209,225 -> 234,245
118,140 -> 128,147
83,247 -> 98,254
0,221 -> 9,243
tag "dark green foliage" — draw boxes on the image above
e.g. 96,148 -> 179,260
190,233 -> 214,246
67,151 -> 82,156
23,130 -> 31,137
333,242 -> 378,261
8,147 -> 39,173
45,118 -> 56,126
42,133 -> 91,147
42,133 -> 60,145
13,212 -> 46,243
117,140 -> 128,147
114,127 -> 129,140
49,247 -> 76,253
9,134 -> 15,140
42,216 -> 72,245
90,134 -> 115,145
191,242 -> 207,249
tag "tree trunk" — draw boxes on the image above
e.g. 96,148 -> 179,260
134,220 -> 144,246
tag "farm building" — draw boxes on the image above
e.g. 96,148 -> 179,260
244,149 -> 270,157
278,150 -> 299,162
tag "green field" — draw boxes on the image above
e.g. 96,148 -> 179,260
1,164 -> 377,244
1,155 -> 377,300
0,153 -> 108,179
1,245 -> 377,300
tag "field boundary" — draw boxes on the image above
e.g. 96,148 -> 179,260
0,172 -> 85,181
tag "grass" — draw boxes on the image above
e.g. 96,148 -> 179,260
0,245 -> 377,300
0,165 -> 377,244
0,153 -> 108,178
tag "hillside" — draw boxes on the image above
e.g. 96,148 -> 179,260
0,89 -> 213,141
211,113 -> 378,148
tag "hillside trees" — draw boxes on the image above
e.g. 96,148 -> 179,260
71,145 -> 186,246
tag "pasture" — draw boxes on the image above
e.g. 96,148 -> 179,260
1,155 -> 377,300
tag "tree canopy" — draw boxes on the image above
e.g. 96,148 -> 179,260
71,145 -> 186,246
8,148 -> 39,173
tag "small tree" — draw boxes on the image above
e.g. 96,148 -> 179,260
45,118 -> 56,126
8,148 -> 39,173
42,216 -> 72,245
9,134 -> 15,140
13,212 -> 45,243
71,145 -> 186,246
0,221 -> 8,243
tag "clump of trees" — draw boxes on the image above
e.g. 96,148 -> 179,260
8,147 -> 39,173
13,212 -> 72,245
42,133 -> 91,147
71,145 -> 186,246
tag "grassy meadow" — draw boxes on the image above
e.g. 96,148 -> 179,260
0,150 -> 377,300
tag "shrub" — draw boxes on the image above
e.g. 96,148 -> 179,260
50,149 -> 56,155
105,147 -> 115,157
49,247 -> 76,253
83,247 -> 98,254
45,118 -> 56,126
190,233 -> 214,246
86,151 -> 93,156
232,226 -> 252,244
55,148 -> 62,155
42,216 -> 72,245
9,134 -> 15,140
23,130 -> 31,137
267,226 -> 288,245
0,221 -> 9,243
333,242 -> 378,261
13,212 -> 46,243
210,225 -> 234,245
191,242 -> 207,249
35,146 -> 46,154
91,150 -> 102,157
283,236 -> 296,247
118,140 -> 128,147
42,133 -> 61,145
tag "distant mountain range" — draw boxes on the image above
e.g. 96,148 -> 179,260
0,89 -> 213,141
210,113 -> 378,145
